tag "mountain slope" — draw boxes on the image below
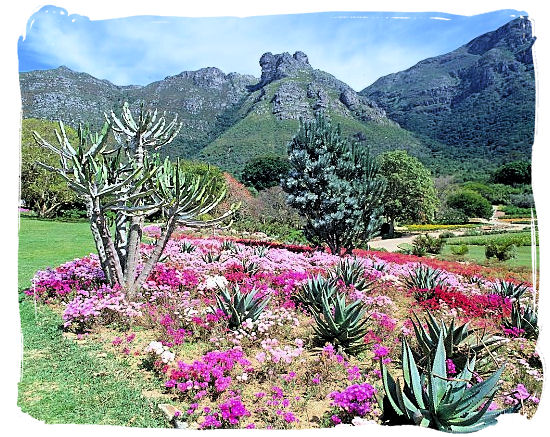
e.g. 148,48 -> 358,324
199,51 -> 429,175
360,17 -> 535,168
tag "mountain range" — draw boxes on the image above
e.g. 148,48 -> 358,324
19,17 -> 535,179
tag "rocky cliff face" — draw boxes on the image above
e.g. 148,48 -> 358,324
361,17 -> 535,165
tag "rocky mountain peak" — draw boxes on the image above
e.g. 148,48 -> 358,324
465,17 -> 534,61
254,51 -> 312,89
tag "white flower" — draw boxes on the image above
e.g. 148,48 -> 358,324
205,275 -> 228,290
161,350 -> 175,363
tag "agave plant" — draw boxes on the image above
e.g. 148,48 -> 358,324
202,251 -> 222,263
503,302 -> 539,339
491,280 -> 529,300
253,246 -> 269,257
215,285 -> 270,329
221,240 -> 237,252
403,265 -> 447,291
312,291 -> 371,355
241,259 -> 260,276
381,333 -> 515,432
179,241 -> 196,253
293,274 -> 338,314
328,257 -> 374,292
410,312 -> 503,370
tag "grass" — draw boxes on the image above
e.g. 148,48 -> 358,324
18,217 -> 96,290
445,231 -> 535,247
439,244 -> 538,268
17,216 -> 169,427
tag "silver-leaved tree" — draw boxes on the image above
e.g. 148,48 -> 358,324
33,102 -> 236,297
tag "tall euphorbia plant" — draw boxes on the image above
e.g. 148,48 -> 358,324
33,102 -> 236,297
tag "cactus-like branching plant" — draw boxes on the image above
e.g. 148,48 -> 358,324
403,265 -> 447,291
215,285 -> 270,329
312,291 -> 371,355
491,280 -> 529,300
293,274 -> 338,314
328,257 -> 374,292
33,102 -> 238,296
410,311 -> 503,370
381,333 -> 516,432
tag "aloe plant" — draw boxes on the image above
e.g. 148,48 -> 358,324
253,246 -> 269,257
491,280 -> 529,300
410,312 -> 503,370
403,265 -> 447,290
294,274 -> 338,314
179,241 -> 196,253
202,251 -> 222,263
381,334 -> 515,432
215,285 -> 270,329
328,257 -> 374,292
503,302 -> 538,339
312,291 -> 371,355
241,259 -> 260,276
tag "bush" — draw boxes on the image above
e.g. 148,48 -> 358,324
492,161 -> 531,186
439,231 -> 456,239
509,193 -> 534,208
450,244 -> 469,256
446,190 -> 493,219
435,206 -> 469,225
412,234 -> 445,255
241,155 -> 291,191
485,241 -> 516,261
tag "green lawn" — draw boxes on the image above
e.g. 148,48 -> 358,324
18,217 -> 95,290
17,217 -> 168,427
439,244 -> 538,269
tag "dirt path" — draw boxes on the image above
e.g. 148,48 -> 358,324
368,206 -> 531,252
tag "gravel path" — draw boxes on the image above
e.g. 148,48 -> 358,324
367,206 -> 531,252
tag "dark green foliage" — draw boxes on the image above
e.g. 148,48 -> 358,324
508,193 -> 534,208
501,205 -> 533,218
380,334 -> 513,432
492,161 -> 531,186
485,241 -> 516,261
412,234 -> 445,255
378,150 -> 438,235
202,251 -> 222,263
215,285 -> 270,329
241,155 -> 291,191
311,291 -> 371,355
446,190 -> 493,220
282,113 -> 386,254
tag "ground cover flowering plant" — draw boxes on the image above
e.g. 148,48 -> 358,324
26,231 -> 542,430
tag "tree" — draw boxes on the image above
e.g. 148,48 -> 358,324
492,161 -> 531,185
446,190 -> 493,220
282,113 -> 385,254
20,119 -> 79,217
378,150 -> 438,236
34,102 -> 236,296
241,155 -> 290,191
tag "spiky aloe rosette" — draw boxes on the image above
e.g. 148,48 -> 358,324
215,285 -> 271,329
381,333 -> 517,432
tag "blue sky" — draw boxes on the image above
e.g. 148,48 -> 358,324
18,6 -> 527,90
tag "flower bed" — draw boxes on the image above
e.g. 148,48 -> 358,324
26,234 -> 542,429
